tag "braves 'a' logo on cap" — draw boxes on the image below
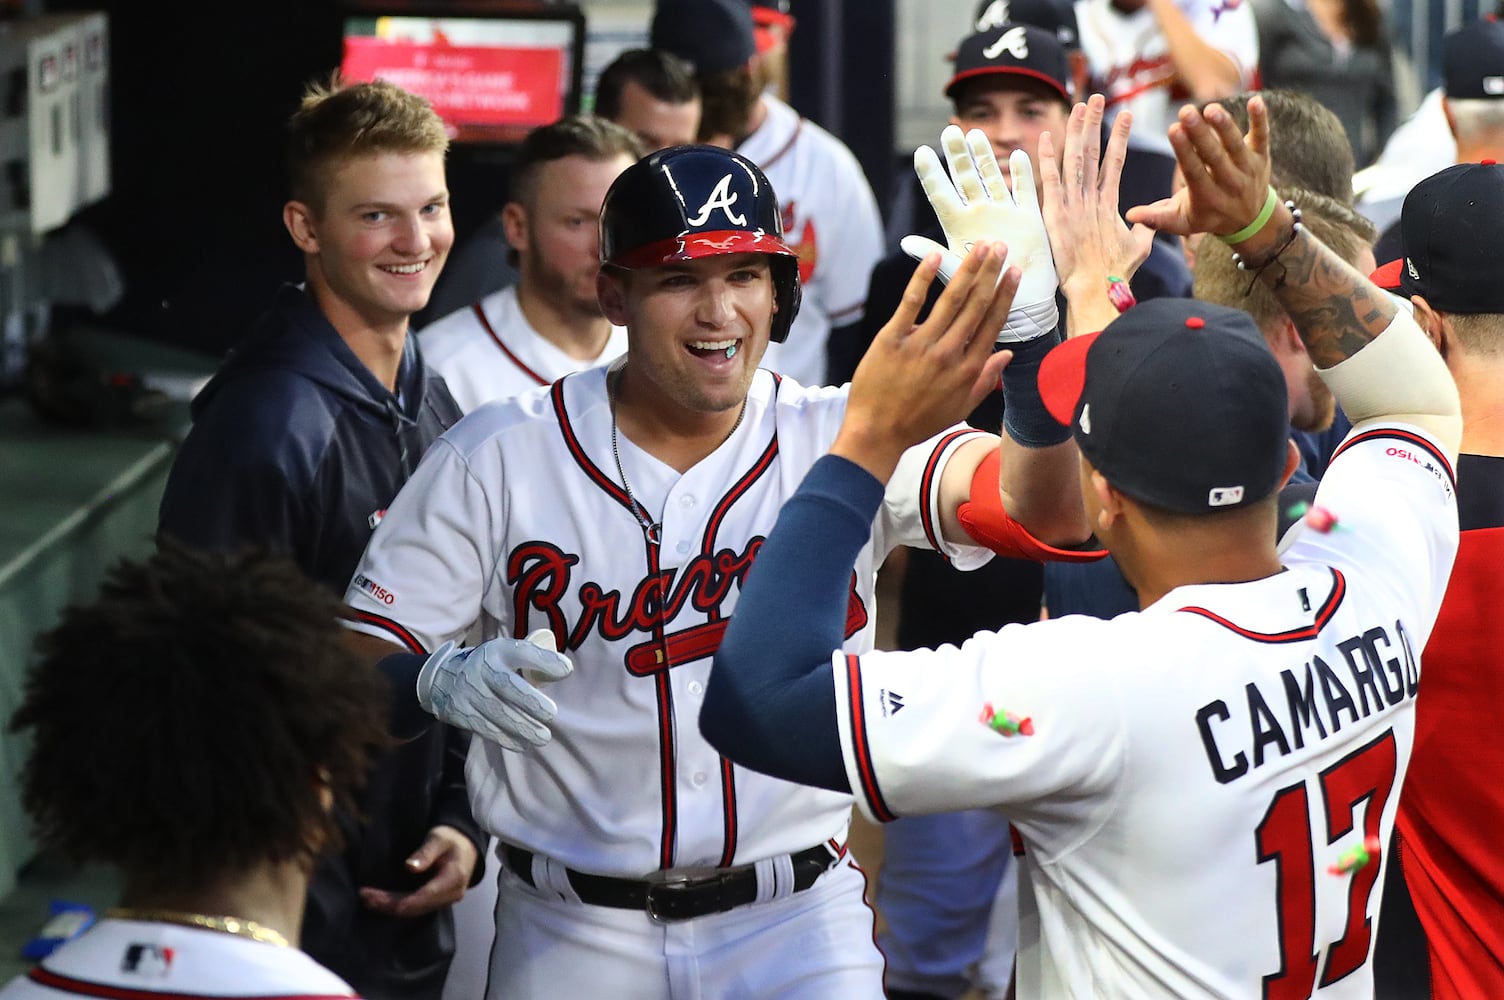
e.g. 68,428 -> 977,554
983,25 -> 1029,61
686,174 -> 748,227
976,0 -> 1010,30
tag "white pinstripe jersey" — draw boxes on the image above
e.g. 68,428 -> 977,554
418,286 -> 627,414
739,95 -> 885,386
835,423 -> 1459,998
0,920 -> 355,998
344,364 -> 990,876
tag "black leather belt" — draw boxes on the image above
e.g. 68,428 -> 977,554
502,843 -> 838,922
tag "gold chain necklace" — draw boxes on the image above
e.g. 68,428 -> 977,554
106,907 -> 290,948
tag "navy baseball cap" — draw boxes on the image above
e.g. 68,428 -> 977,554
1370,161 -> 1504,314
974,0 -> 1080,50
1443,17 -> 1504,99
652,0 -> 757,75
1038,300 -> 1290,514
946,24 -> 1072,103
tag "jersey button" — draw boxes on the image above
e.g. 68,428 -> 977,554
676,540 -> 691,555
680,494 -> 696,508
691,772 -> 708,787
687,680 -> 704,696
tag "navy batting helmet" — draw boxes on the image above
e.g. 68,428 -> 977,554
600,144 -> 803,342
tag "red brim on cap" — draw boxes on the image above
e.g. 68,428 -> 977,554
609,230 -> 797,269
1038,332 -> 1100,426
1369,258 -> 1404,291
752,9 -> 795,51
944,66 -> 1070,102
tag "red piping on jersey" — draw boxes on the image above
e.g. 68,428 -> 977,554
1177,568 -> 1347,643
845,654 -> 896,822
919,430 -> 976,561
702,435 -> 783,616
751,116 -> 804,172
28,966 -> 353,1000
717,758 -> 739,868
351,610 -> 428,655
1330,428 -> 1456,491
471,301 -> 549,387
550,377 -> 636,514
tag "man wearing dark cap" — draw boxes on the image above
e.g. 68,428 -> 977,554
834,21 -> 1078,1000
1360,14 -> 1504,242
974,0 -> 1089,97
649,0 -> 884,388
1368,161 -> 1504,1000
704,95 -> 1462,997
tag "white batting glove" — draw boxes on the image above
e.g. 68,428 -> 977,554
416,629 -> 572,752
902,125 -> 1059,343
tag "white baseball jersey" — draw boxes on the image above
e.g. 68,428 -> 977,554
738,95 -> 885,387
418,286 -> 627,412
0,919 -> 355,998
344,364 -> 989,876
834,421 -> 1458,998
1076,0 -> 1259,156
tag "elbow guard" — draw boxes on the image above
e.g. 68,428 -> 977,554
957,451 -> 1107,563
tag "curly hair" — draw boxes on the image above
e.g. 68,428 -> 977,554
10,543 -> 389,891
287,74 -> 450,211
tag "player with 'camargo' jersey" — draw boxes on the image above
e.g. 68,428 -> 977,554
703,95 -> 1461,998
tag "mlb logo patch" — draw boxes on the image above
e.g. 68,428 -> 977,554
122,943 -> 173,977
1208,485 -> 1244,507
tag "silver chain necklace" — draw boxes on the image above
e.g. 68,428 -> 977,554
607,367 -> 745,546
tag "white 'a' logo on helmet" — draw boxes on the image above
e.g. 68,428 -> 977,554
983,25 -> 1030,60
976,0 -> 1010,29
686,173 -> 749,227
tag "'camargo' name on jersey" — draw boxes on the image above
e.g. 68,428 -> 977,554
1195,621 -> 1421,784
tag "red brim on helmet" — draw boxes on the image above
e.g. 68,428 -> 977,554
609,229 -> 798,269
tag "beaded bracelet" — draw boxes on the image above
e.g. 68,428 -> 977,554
1232,202 -> 1302,292
1216,186 -> 1280,245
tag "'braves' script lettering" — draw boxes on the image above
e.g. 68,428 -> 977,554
507,538 -> 763,651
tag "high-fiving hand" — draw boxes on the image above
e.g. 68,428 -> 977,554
902,125 -> 1058,343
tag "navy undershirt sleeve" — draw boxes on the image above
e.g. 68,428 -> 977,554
377,651 -> 435,741
701,454 -> 886,791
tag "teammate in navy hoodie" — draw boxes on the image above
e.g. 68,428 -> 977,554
158,79 -> 481,1000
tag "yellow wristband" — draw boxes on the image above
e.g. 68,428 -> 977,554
1216,186 -> 1279,245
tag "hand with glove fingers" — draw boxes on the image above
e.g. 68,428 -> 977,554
902,125 -> 1059,343
416,628 -> 572,751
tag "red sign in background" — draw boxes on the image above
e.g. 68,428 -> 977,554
343,38 -> 564,129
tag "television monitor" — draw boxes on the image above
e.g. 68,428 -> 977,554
340,7 -> 585,145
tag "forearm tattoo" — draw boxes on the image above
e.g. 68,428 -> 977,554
1262,229 -> 1396,370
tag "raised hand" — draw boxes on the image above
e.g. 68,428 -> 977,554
833,243 -> 1019,482
1038,95 -> 1154,313
902,125 -> 1058,343
1125,95 -> 1273,240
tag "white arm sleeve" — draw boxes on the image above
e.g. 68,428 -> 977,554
1317,310 -> 1461,462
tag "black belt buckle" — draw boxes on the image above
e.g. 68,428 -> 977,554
643,868 -> 733,923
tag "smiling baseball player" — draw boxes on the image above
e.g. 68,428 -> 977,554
703,95 -> 1461,998
338,140 -> 1091,998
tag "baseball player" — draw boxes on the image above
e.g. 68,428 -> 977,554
650,0 -> 886,387
1369,162 -> 1504,998
419,117 -> 643,413
703,94 -> 1461,998
339,139 -> 1093,998
1,545 -> 388,998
